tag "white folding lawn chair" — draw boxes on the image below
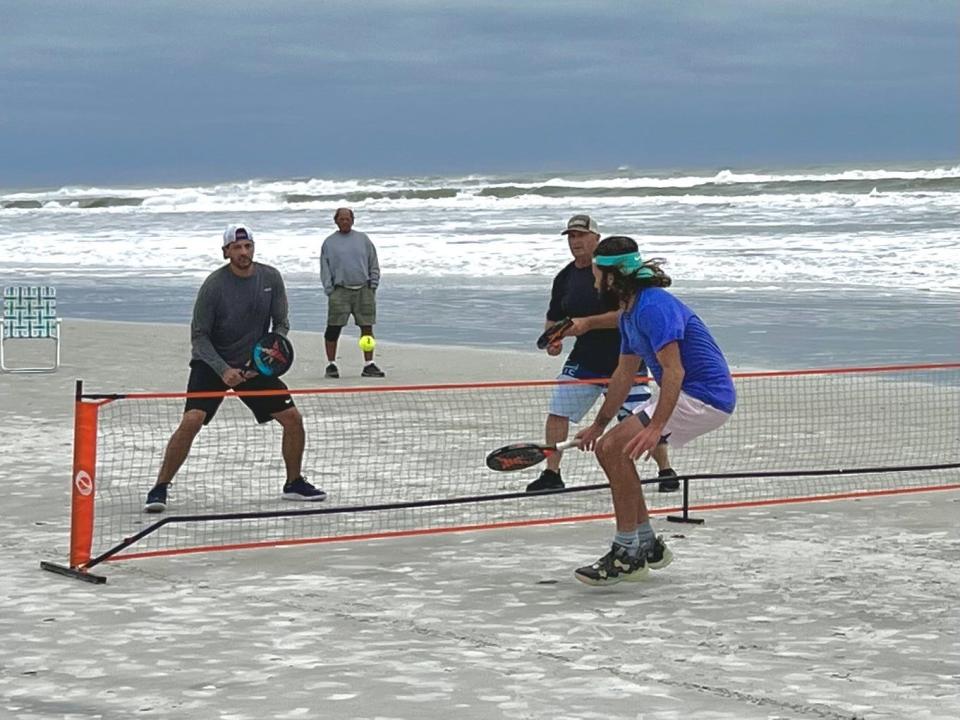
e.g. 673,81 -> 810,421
1,286 -> 62,373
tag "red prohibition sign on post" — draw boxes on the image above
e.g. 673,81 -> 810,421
74,471 -> 93,497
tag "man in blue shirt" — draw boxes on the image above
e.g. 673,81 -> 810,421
574,235 -> 736,586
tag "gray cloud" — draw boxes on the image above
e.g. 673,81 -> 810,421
1,0 -> 956,185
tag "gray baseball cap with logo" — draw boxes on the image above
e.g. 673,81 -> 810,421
561,214 -> 599,235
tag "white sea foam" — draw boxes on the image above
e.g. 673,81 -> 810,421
1,164 -> 958,293
5,164 -> 959,204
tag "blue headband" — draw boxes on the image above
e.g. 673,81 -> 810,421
594,252 -> 654,278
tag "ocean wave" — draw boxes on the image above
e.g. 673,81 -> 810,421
285,188 -> 460,203
75,196 -> 145,209
477,176 -> 960,199
3,164 -> 959,215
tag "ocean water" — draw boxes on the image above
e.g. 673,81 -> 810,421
1,164 -> 958,369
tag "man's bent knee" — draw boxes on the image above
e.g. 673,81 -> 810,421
595,434 -> 623,465
272,406 -> 303,428
596,418 -> 640,464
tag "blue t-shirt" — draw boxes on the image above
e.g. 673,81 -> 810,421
619,288 -> 736,413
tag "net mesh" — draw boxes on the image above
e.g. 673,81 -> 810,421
86,365 -> 960,560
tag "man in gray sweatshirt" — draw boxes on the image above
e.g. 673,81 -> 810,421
143,224 -> 326,513
320,207 -> 384,378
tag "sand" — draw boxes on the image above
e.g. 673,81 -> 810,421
1,319 -> 958,720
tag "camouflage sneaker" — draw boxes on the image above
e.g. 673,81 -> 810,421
658,468 -> 680,492
645,535 -> 674,570
574,543 -> 649,586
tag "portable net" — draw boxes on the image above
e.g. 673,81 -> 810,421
46,363 -> 960,580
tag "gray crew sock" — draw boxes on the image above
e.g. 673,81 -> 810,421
614,530 -> 640,558
636,521 -> 656,552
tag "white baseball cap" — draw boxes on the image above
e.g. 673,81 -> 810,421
222,224 -> 254,247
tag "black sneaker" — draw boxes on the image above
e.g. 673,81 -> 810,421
525,469 -> 564,493
361,362 -> 385,378
325,363 -> 340,379
645,535 -> 674,570
658,468 -> 680,493
282,476 -> 328,501
575,543 -> 649,586
144,484 -> 168,513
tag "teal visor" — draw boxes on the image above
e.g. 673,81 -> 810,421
594,252 -> 654,278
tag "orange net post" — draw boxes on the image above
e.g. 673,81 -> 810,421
69,390 -> 100,568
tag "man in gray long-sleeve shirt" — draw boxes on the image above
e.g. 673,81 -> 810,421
320,207 -> 385,378
143,224 -> 327,514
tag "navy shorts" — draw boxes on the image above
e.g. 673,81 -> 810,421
185,360 -> 295,425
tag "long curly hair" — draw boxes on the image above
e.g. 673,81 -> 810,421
594,235 -> 671,309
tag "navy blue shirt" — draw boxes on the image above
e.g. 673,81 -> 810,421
547,262 -> 622,376
619,287 -> 736,413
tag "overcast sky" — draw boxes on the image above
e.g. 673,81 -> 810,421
1,0 -> 957,187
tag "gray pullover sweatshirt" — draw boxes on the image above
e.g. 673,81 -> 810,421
320,230 -> 381,296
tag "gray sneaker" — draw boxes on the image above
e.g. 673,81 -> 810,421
324,363 -> 339,379
361,362 -> 385,378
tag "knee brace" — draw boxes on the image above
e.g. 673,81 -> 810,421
324,325 -> 343,343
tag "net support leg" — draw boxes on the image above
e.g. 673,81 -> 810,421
39,561 -> 106,584
667,477 -> 705,525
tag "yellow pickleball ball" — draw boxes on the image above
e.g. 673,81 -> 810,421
358,335 -> 376,352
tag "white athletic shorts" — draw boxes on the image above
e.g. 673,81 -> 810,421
634,390 -> 732,448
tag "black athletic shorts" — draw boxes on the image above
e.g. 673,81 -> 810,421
185,360 -> 295,425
